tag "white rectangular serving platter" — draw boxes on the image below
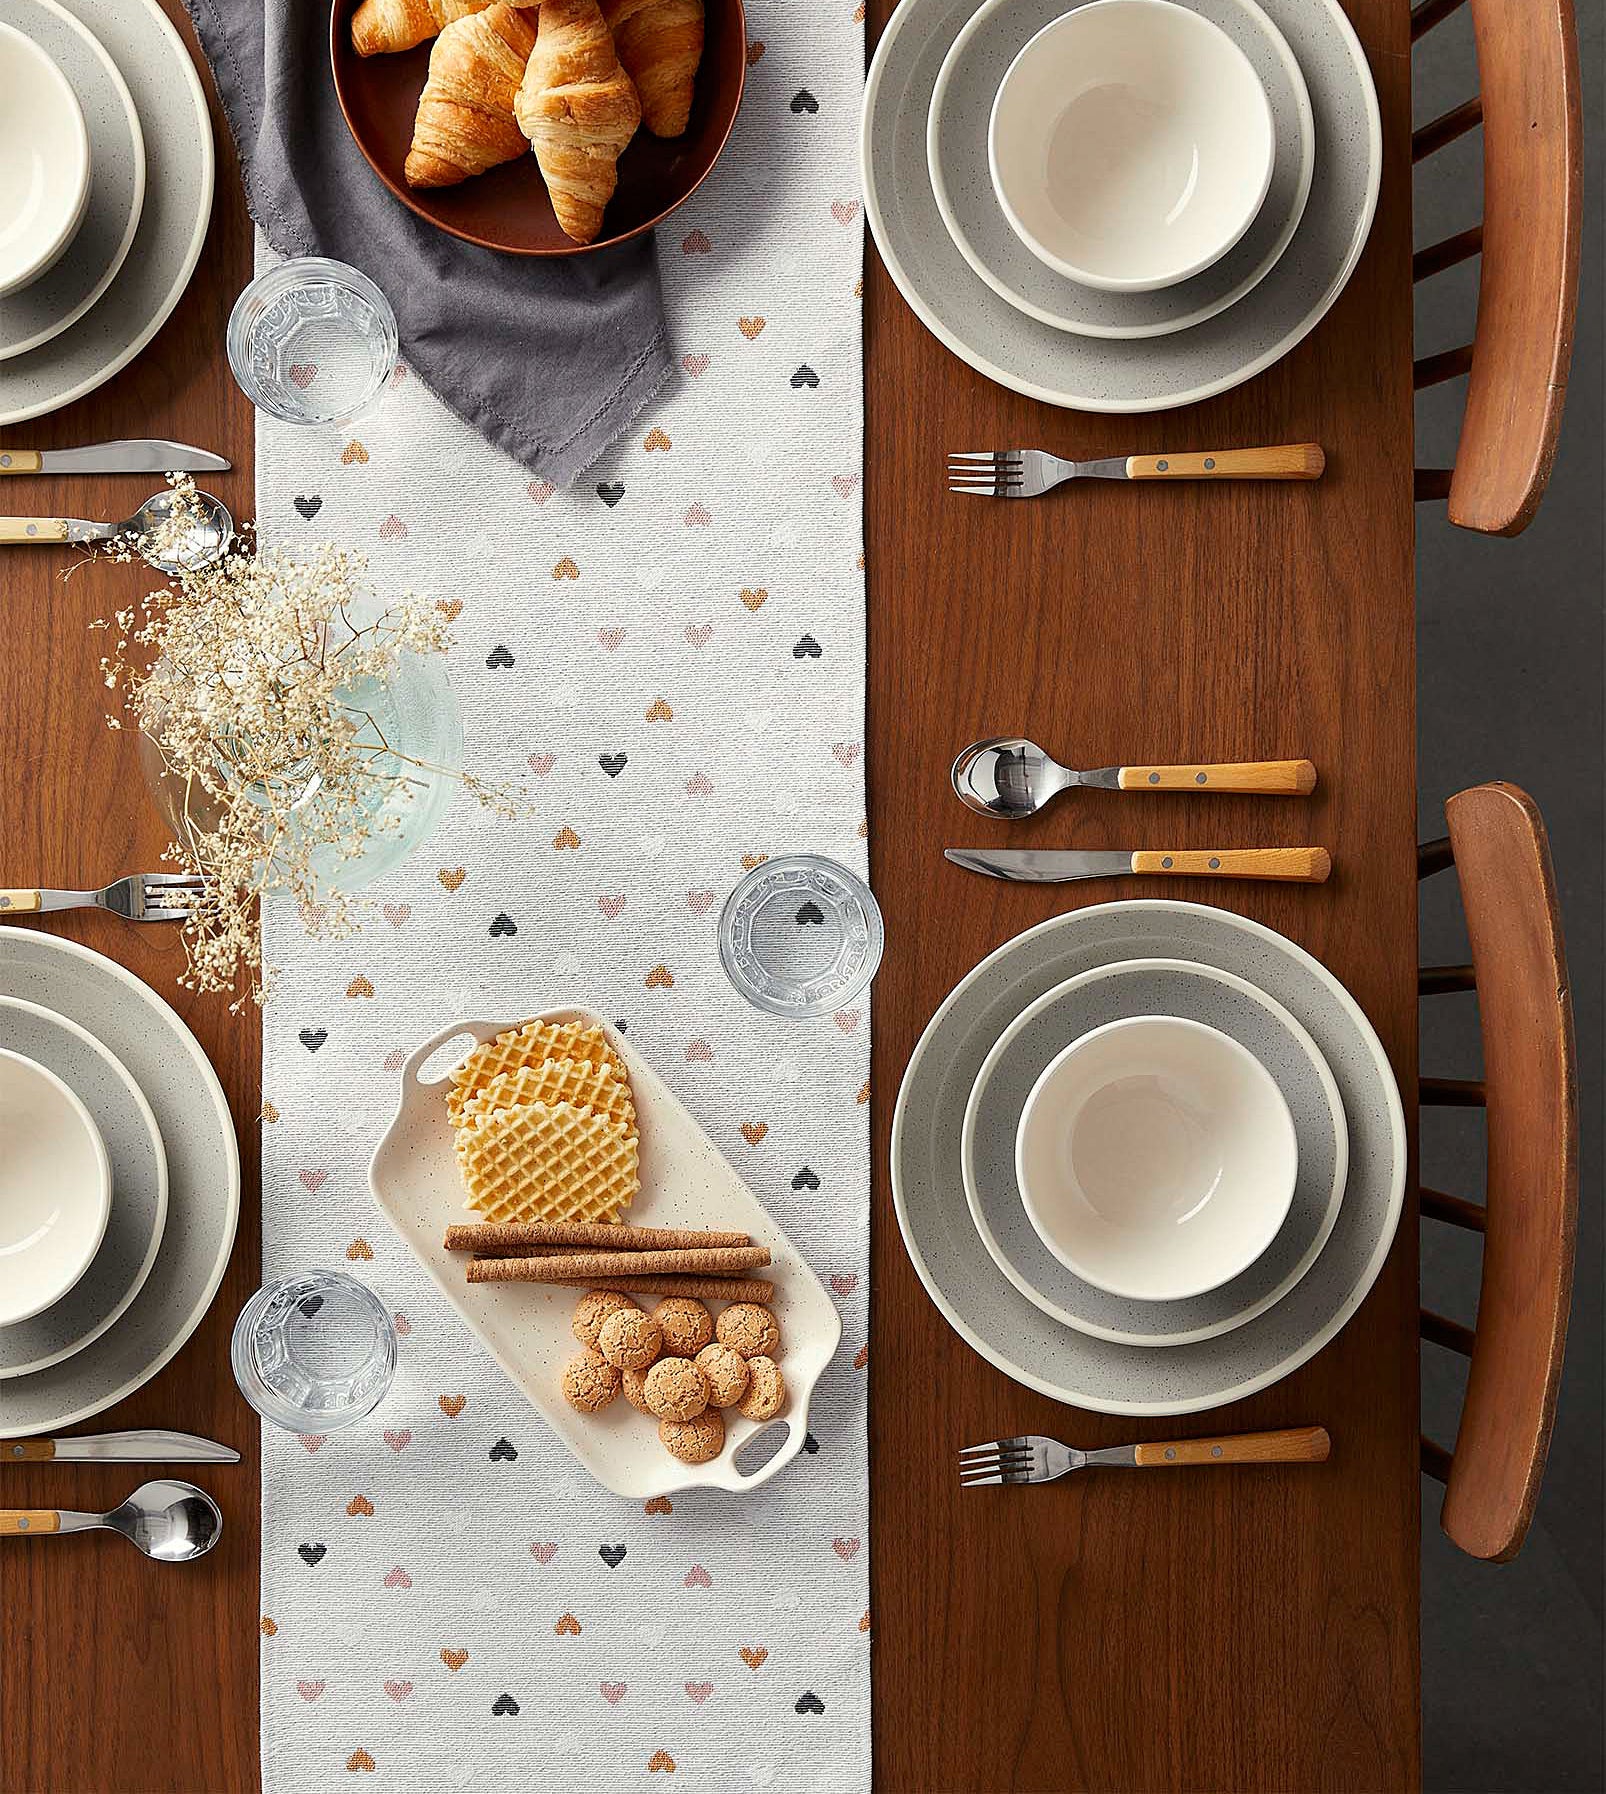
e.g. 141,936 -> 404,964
369,1008 -> 843,1498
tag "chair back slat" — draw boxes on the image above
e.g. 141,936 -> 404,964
1438,783 -> 1577,1561
1448,0 -> 1582,535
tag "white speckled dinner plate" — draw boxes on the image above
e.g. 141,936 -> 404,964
0,0 -> 212,423
864,0 -> 1381,410
0,932 -> 239,1436
930,0 -> 1314,339
963,959 -> 1347,1346
892,902 -> 1405,1416
0,995 -> 168,1378
0,0 -> 145,362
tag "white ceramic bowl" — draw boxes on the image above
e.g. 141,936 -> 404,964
0,22 -> 92,298
988,0 -> 1274,293
0,1046 -> 112,1326
1015,1014 -> 1296,1302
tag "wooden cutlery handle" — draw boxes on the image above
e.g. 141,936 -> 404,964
1135,1427 -> 1331,1467
1118,760 -> 1317,795
3,1440 -> 54,1460
1126,445 -> 1326,481
0,1510 -> 61,1534
0,890 -> 43,913
0,518 -> 68,543
0,451 -> 43,474
1129,848 -> 1331,882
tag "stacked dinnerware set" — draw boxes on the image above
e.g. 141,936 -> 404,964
863,0 -> 1383,413
0,0 -> 214,428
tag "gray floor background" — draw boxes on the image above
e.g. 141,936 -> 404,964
1412,7 -> 1604,1789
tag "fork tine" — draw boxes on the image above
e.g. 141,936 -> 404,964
959,1437 -> 1024,1459
141,872 -> 206,888
946,452 -> 1022,466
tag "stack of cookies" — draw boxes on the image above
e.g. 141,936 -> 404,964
449,1020 -> 640,1227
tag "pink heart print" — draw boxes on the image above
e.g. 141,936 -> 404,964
383,1050 -> 406,1073
685,772 -> 713,796
298,1434 -> 326,1453
299,1169 -> 328,1193
830,1274 -> 858,1297
378,514 -> 407,540
384,1680 -> 413,1702
684,623 -> 713,648
288,363 -> 317,389
383,1430 -> 412,1451
527,753 -> 556,775
530,1541 -> 558,1565
685,1040 -> 714,1063
597,626 -> 626,651
832,742 -> 862,767
527,479 -> 555,504
382,904 -> 411,928
394,1314 -> 412,1335
684,1564 -> 713,1589
832,474 -> 860,499
297,1681 -> 325,1702
685,502 -> 712,527
597,896 -> 627,920
600,1682 -> 627,1705
832,1538 -> 861,1561
685,1683 -> 713,1705
686,891 -> 716,914
834,1010 -> 861,1033
830,198 -> 861,225
681,353 -> 710,377
383,1566 -> 413,1589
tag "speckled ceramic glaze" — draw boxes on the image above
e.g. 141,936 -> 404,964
0,995 -> 168,1377
0,933 -> 239,1436
0,0 -> 211,423
0,0 -> 145,362
891,902 -> 1405,1415
864,0 -> 1381,410
369,1009 -> 843,1498
963,959 -> 1346,1346
930,0 -> 1314,339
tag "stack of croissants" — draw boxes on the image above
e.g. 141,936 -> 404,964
351,0 -> 705,244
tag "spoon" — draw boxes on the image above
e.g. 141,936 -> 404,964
0,489 -> 234,574
0,1478 -> 223,1561
951,737 -> 1318,819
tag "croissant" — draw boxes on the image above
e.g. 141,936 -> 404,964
515,0 -> 642,244
602,0 -> 703,137
352,0 -> 524,57
405,3 -> 539,188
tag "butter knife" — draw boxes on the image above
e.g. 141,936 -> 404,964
0,441 -> 231,476
4,1430 -> 240,1464
945,847 -> 1332,883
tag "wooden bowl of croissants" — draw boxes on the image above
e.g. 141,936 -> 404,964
331,0 -> 746,253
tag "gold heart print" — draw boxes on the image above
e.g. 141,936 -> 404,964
644,427 -> 671,452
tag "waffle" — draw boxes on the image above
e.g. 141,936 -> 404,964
453,1059 -> 637,1137
448,1021 -> 624,1121
457,1099 -> 640,1227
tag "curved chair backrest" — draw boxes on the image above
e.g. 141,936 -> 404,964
1412,0 -> 1582,536
1418,782 -> 1578,1560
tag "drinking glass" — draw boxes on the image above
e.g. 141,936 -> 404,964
717,854 -> 884,1018
231,1270 -> 396,1432
226,258 -> 398,426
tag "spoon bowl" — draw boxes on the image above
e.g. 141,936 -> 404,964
120,490 -> 233,575
952,736 -> 1075,818
2,1477 -> 223,1560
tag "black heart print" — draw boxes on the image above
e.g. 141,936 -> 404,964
803,1432 -> 820,1455
491,1694 -> 520,1716
599,753 -> 627,778
485,645 -> 514,669
488,914 -> 518,938
596,482 -> 625,507
796,901 -> 825,925
790,365 -> 821,388
293,495 -> 323,519
791,1166 -> 821,1190
795,1691 -> 826,1715
488,1437 -> 518,1461
599,1544 -> 627,1568
793,635 -> 823,659
298,1543 -> 327,1566
790,89 -> 819,113
298,1028 -> 328,1052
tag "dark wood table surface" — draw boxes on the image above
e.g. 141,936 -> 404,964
1,1 -> 1419,1788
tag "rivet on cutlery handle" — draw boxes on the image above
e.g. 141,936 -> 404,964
0,1510 -> 62,1534
1135,1426 -> 1331,1467
1118,760 -> 1317,795
1126,444 -> 1325,480
1129,848 -> 1331,883
0,451 -> 44,474
3,1440 -> 55,1460
0,518 -> 69,544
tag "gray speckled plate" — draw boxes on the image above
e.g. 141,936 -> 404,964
865,0 -> 1381,410
930,0 -> 1314,340
0,0 -> 212,424
0,995 -> 168,1378
0,0 -> 145,362
891,902 -> 1405,1415
0,933 -> 239,1436
963,959 -> 1346,1346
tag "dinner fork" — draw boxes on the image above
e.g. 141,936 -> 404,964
947,443 -> 1326,497
0,873 -> 205,924
959,1426 -> 1331,1486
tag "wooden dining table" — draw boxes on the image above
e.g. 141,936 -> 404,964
0,0 -> 1417,1788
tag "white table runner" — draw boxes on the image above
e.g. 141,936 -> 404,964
257,9 -> 869,1785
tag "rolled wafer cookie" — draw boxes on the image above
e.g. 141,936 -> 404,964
444,1220 -> 752,1254
466,1245 -> 771,1284
509,1273 -> 777,1304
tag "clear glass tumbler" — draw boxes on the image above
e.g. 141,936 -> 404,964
717,854 -> 885,1018
226,257 -> 398,426
231,1270 -> 396,1432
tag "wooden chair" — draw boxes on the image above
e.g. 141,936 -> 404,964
1417,783 -> 1578,1561
1411,0 -> 1582,535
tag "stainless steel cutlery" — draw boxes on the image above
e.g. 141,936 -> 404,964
0,873 -> 205,924
5,1431 -> 239,1465
0,488 -> 233,572
0,1479 -> 223,1560
0,440 -> 231,476
952,737 -> 1318,818
945,847 -> 1331,884
947,443 -> 1326,498
960,1426 -> 1331,1486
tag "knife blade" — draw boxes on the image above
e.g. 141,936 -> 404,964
5,1430 -> 240,1464
0,441 -> 231,476
944,847 -> 1332,883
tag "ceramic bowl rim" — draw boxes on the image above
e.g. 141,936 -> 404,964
0,21 -> 93,296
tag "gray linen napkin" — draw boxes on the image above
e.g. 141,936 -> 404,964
182,0 -> 671,482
